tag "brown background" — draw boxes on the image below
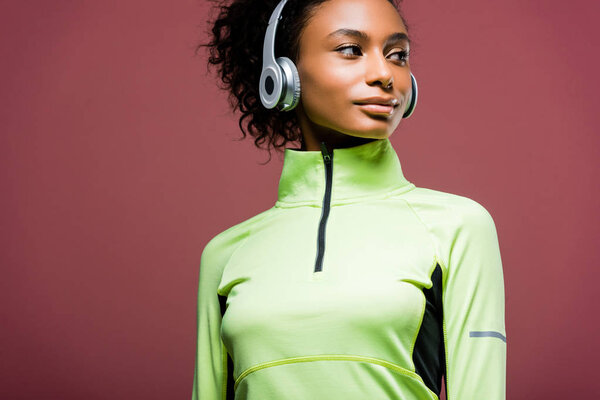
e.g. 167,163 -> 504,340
1,0 -> 599,398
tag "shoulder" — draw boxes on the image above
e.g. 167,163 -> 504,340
400,186 -> 496,231
400,187 -> 501,275
199,206 -> 281,275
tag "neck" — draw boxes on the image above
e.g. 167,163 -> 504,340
301,133 -> 381,153
295,104 -> 389,152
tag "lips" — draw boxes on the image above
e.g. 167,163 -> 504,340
356,103 -> 396,115
353,97 -> 399,116
354,97 -> 399,107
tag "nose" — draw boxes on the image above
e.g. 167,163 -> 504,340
365,49 -> 394,89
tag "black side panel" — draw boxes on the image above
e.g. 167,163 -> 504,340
412,263 -> 446,397
218,294 -> 236,400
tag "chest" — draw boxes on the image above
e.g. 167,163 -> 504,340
218,202 -> 439,352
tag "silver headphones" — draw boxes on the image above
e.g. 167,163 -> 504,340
258,0 -> 418,118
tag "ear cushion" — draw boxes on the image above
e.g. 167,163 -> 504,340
403,72 -> 418,118
276,56 -> 301,111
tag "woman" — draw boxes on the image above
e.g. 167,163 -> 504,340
193,0 -> 507,399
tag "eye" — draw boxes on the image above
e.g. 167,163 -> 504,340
336,45 -> 410,66
336,44 -> 362,57
389,49 -> 409,66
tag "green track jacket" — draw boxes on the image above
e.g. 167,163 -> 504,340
192,138 -> 507,399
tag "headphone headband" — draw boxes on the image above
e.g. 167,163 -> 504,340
262,0 -> 288,69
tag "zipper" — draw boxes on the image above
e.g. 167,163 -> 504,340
314,141 -> 333,272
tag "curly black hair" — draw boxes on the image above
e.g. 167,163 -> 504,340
196,0 -> 409,164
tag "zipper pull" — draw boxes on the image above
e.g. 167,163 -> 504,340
320,141 -> 332,164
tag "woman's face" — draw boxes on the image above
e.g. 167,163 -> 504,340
294,0 -> 412,150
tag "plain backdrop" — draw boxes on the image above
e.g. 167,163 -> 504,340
1,0 -> 599,399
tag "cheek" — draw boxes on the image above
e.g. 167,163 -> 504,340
300,68 -> 355,124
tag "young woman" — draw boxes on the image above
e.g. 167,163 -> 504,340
193,0 -> 507,399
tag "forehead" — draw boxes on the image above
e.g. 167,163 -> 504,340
304,0 -> 407,39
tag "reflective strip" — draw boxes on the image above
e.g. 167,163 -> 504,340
469,330 -> 507,342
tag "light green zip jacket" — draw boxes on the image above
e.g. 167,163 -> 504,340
192,137 -> 506,400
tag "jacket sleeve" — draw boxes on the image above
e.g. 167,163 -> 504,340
443,202 -> 507,399
191,239 -> 229,400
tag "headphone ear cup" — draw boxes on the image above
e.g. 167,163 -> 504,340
403,72 -> 418,118
276,56 -> 301,111
259,63 -> 283,109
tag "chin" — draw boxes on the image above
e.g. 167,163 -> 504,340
341,121 -> 396,139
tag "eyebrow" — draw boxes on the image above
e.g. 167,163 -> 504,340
326,28 -> 411,47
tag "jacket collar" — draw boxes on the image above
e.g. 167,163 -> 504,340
275,138 -> 415,207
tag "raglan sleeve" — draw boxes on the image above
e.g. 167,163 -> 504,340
191,238 -> 228,400
443,201 -> 507,399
